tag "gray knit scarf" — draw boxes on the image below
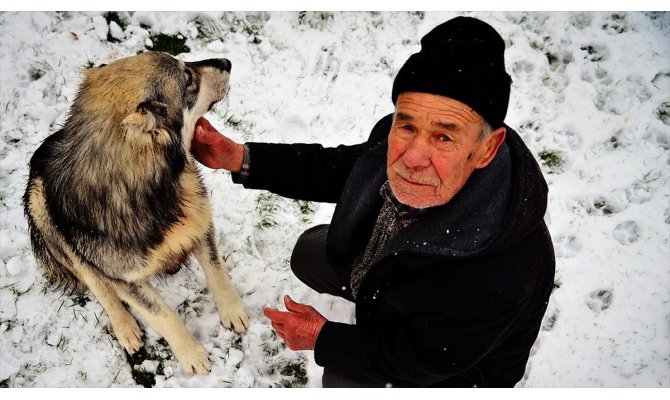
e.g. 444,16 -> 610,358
349,182 -> 419,299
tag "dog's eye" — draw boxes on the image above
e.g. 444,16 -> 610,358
185,68 -> 194,87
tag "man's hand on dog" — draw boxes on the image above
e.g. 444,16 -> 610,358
192,117 -> 245,172
263,295 -> 327,350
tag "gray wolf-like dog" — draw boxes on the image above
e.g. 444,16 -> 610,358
23,51 -> 249,374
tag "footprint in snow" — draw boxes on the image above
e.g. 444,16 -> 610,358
613,220 -> 640,246
586,289 -> 613,313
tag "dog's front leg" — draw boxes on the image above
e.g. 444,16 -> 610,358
73,262 -> 144,354
112,279 -> 212,375
194,226 -> 249,333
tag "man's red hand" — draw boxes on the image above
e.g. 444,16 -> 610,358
191,117 -> 244,172
263,295 -> 327,351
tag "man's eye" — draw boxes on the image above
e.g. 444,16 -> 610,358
437,135 -> 452,142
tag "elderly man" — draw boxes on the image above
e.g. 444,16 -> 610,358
192,16 -> 555,387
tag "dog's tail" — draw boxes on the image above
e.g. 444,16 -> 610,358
26,219 -> 87,295
24,180 -> 87,295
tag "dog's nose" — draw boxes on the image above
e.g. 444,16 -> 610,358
214,58 -> 231,73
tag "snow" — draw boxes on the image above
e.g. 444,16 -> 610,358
0,10 -> 669,390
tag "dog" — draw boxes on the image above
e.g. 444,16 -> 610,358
23,51 -> 249,375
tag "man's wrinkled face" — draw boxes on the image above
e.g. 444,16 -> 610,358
386,92 -> 506,209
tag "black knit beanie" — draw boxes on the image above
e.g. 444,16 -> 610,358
392,16 -> 511,128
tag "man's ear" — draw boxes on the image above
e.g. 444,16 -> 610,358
121,100 -> 170,144
474,127 -> 506,169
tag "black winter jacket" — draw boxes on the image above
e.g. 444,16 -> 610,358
235,114 -> 555,387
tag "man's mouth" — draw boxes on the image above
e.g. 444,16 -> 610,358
393,165 -> 439,187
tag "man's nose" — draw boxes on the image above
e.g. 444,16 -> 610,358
402,136 -> 432,169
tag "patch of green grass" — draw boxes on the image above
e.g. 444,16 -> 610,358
55,11 -> 72,21
298,11 -> 334,30
54,334 -> 69,351
83,58 -> 96,69
656,101 -> 670,126
294,200 -> 313,215
277,358 -> 308,387
231,336 -> 243,351
103,11 -> 128,43
262,330 -> 284,357
294,200 -> 314,224
27,60 -> 56,81
593,199 -> 616,215
147,33 -> 190,56
255,193 -> 280,229
72,294 -> 90,307
29,66 -> 45,81
238,18 -> 261,36
546,52 -> 559,66
101,324 -> 113,336
104,11 -> 128,31
131,367 -> 156,388
601,13 -> 629,34
538,150 -> 564,173
125,343 -> 170,388
194,16 -> 226,42
177,294 -> 206,319
223,14 -> 266,43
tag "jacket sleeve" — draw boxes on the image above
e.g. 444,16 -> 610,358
313,281 -> 530,387
231,114 -> 394,203
232,141 -> 365,203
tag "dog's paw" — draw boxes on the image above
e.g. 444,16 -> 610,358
113,315 -> 144,354
218,302 -> 250,333
174,340 -> 211,375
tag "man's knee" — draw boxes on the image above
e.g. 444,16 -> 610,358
290,224 -> 354,300
290,224 -> 330,282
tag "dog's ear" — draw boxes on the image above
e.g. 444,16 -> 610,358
121,100 -> 171,144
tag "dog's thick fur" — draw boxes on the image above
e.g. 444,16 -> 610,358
23,51 -> 248,374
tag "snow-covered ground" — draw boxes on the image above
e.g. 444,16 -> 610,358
0,11 -> 668,389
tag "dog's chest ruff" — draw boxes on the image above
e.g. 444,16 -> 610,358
128,168 -> 212,281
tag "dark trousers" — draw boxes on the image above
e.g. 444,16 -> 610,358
291,224 -> 354,301
290,224 -> 384,388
